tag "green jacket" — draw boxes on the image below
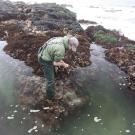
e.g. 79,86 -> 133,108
38,36 -> 69,62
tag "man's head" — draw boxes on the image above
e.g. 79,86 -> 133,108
68,36 -> 79,52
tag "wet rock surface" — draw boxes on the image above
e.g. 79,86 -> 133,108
19,74 -> 89,130
0,0 -> 91,130
86,25 -> 135,90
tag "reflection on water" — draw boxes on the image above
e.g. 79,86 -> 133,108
1,41 -> 135,135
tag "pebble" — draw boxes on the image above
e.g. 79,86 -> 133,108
94,117 -> 102,123
7,116 -> 14,120
81,128 -> 84,132
87,114 -> 90,117
41,124 -> 44,128
125,130 -> 130,133
43,107 -> 50,110
22,117 -> 26,120
133,123 -> 135,126
13,110 -> 18,113
15,105 -> 19,108
30,110 -> 40,113
99,105 -> 102,108
28,126 -> 37,133
22,107 -> 26,111
35,130 -> 38,132
119,83 -> 122,86
35,121 -> 38,124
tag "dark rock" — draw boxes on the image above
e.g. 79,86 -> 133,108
78,19 -> 97,24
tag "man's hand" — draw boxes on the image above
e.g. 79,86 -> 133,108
53,60 -> 69,68
63,63 -> 69,68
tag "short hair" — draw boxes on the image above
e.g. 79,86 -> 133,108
68,37 -> 79,48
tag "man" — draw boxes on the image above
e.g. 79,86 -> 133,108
38,35 -> 79,100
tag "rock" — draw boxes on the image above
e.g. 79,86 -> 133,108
3,26 -> 91,77
85,25 -> 129,48
19,74 -> 89,130
78,19 -> 97,24
0,1 -> 91,77
85,25 -> 135,91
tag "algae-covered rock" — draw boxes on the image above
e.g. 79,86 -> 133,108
85,25 -> 135,91
19,74 -> 89,130
0,1 -> 91,76
105,47 -> 135,90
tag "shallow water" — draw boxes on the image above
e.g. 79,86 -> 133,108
0,41 -> 46,135
1,41 -> 135,135
59,44 -> 135,135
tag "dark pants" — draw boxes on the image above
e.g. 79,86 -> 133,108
38,57 -> 55,100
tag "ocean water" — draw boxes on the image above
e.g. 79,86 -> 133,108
10,0 -> 135,40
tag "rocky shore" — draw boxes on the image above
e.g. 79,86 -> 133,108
1,0 -> 135,130
85,25 -> 135,90
0,0 -> 91,130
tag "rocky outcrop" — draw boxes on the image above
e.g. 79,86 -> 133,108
3,25 -> 90,77
0,1 -> 82,32
85,25 -> 129,48
105,47 -> 135,90
0,1 -> 91,77
85,25 -> 135,90
19,73 -> 89,130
